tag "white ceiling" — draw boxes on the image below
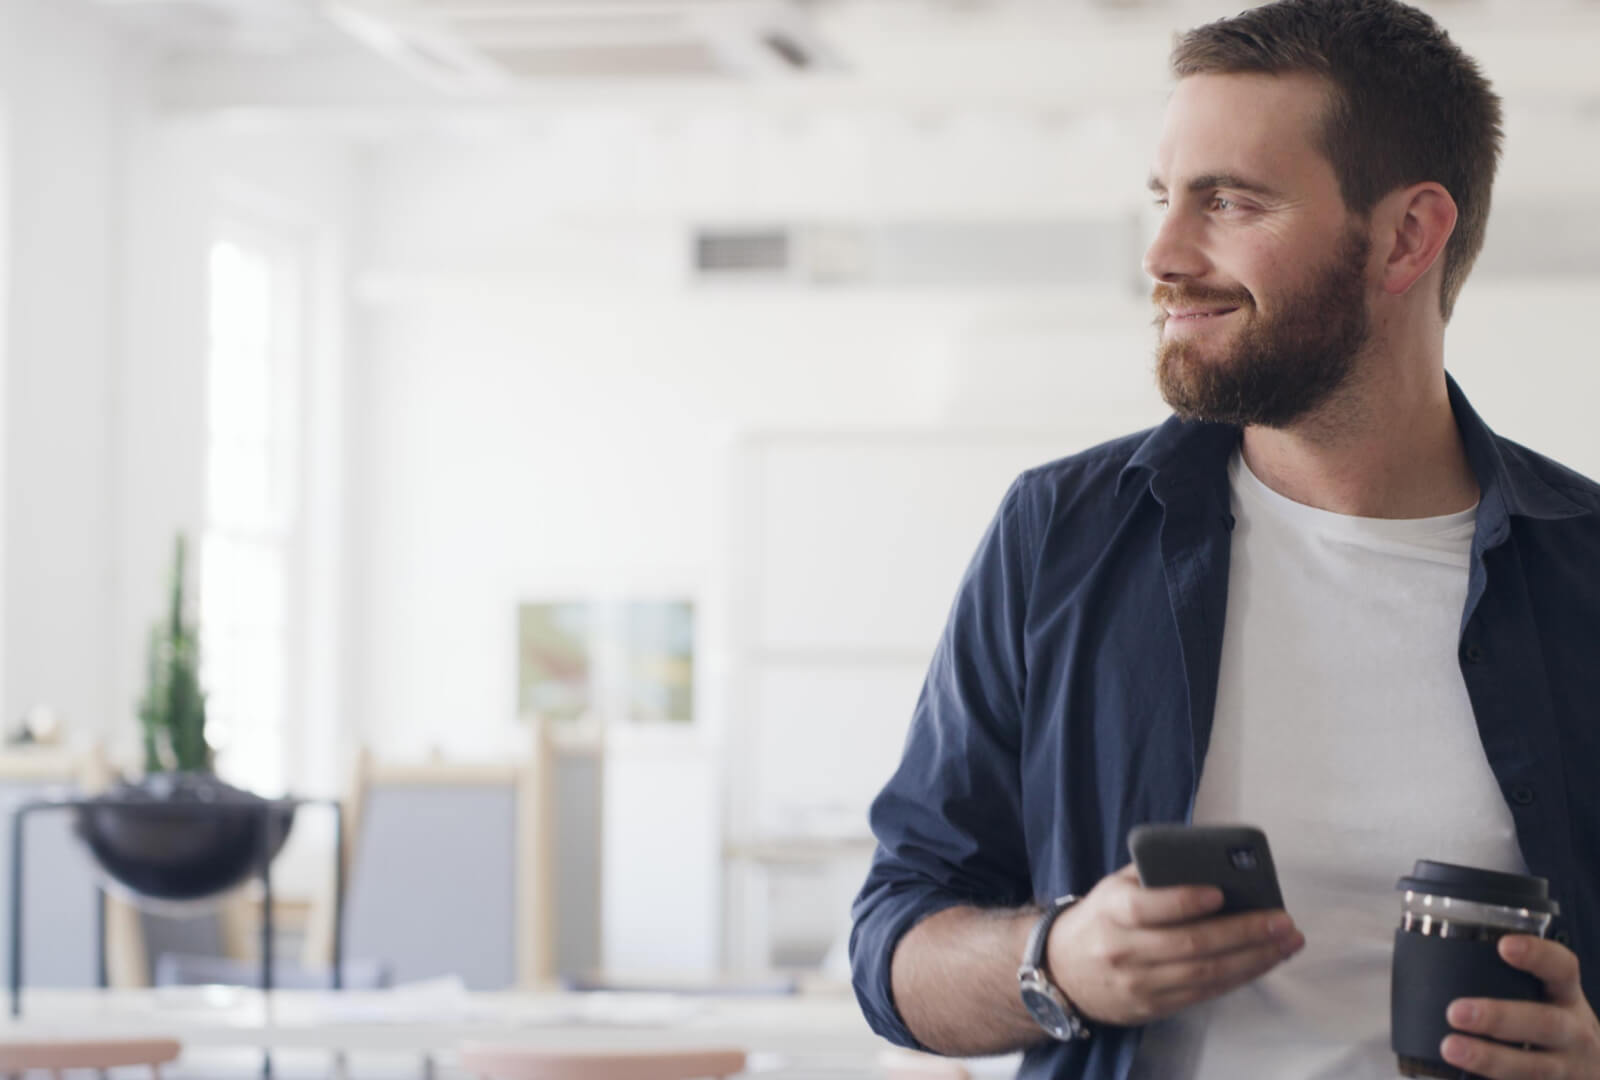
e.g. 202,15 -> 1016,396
89,0 -> 1600,118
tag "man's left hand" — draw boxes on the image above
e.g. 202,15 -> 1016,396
1441,933 -> 1600,1078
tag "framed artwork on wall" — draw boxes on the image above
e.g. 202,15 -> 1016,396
516,602 -> 593,726
517,598 -> 696,729
623,599 -> 694,726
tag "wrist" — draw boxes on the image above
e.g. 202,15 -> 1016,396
1012,908 -> 1040,963
1018,895 -> 1092,1042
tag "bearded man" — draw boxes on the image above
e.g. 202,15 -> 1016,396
849,1 -> 1600,1077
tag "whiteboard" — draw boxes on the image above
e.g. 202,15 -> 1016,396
733,429 -> 1100,833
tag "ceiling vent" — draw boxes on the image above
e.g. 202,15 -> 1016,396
324,0 -> 841,91
696,229 -> 793,275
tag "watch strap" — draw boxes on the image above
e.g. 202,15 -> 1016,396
1018,894 -> 1091,1041
1023,893 -> 1080,973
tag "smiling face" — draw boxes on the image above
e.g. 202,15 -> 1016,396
1145,72 -> 1376,429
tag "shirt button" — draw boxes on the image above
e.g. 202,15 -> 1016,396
1464,643 -> 1487,664
1509,785 -> 1536,806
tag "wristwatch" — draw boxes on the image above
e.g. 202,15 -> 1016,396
1017,894 -> 1092,1042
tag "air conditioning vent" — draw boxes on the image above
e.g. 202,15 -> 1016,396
695,230 -> 792,274
322,0 -> 839,89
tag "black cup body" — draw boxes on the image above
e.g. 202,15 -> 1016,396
1391,861 -> 1558,1079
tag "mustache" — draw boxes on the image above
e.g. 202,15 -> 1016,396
1151,283 -> 1254,318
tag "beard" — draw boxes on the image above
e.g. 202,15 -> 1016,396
1153,227 -> 1372,429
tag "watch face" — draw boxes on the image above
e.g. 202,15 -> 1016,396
1020,984 -> 1073,1040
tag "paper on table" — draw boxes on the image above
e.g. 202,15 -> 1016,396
233,984 -> 704,1029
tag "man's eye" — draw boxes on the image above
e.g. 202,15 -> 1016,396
1210,195 -> 1236,211
1152,198 -> 1170,212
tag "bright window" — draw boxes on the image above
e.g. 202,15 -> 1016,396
200,227 -> 303,798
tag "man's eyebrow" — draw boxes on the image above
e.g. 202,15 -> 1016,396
1146,173 -> 1283,200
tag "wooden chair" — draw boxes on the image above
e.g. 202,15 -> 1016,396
301,748 -> 554,989
458,1045 -> 746,1080
0,1036 -> 180,1079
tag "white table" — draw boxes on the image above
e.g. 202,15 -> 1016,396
0,987 -> 1029,1080
0,986 -> 888,1058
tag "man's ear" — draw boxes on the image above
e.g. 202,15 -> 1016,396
1378,182 -> 1458,298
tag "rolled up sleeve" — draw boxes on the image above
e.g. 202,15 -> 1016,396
849,476 -> 1037,1049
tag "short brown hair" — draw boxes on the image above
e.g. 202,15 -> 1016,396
1171,0 -> 1502,321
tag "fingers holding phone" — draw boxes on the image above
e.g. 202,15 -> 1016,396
1044,828 -> 1305,1027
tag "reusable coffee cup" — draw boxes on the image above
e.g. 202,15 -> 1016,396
1392,860 -> 1559,1079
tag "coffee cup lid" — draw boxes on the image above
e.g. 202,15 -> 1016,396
1395,860 -> 1559,915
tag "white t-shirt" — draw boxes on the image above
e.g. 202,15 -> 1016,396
1128,450 -> 1527,1079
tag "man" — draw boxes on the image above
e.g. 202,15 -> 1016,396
849,1 -> 1600,1077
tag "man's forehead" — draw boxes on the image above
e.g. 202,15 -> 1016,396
1164,69 -> 1334,122
1150,71 -> 1334,188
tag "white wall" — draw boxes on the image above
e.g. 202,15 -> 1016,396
0,0 -> 143,747
0,93 -> 9,730
1444,279 -> 1600,477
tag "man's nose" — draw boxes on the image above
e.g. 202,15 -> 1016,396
1142,211 -> 1209,283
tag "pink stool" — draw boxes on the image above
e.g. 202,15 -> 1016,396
0,1038 -> 180,1080
458,1046 -> 747,1080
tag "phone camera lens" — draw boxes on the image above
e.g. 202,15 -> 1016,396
1229,846 -> 1258,871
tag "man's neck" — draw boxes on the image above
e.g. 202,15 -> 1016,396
1238,362 -> 1479,520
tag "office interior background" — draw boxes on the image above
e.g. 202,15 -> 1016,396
0,0 -> 1597,1022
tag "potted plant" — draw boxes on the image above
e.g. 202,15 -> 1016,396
138,533 -> 211,776
75,535 -> 294,902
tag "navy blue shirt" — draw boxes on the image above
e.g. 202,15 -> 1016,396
850,377 -> 1600,1080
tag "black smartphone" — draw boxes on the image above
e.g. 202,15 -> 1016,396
1128,823 -> 1286,916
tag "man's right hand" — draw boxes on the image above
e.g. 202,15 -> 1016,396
1048,862 -> 1305,1027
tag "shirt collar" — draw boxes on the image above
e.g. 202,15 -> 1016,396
1117,374 -> 1588,527
1117,414 -> 1236,501
1448,375 -> 1587,527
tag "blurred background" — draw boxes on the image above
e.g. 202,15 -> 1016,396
0,0 -> 1597,998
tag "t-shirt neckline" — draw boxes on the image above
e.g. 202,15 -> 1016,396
1229,450 -> 1479,543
